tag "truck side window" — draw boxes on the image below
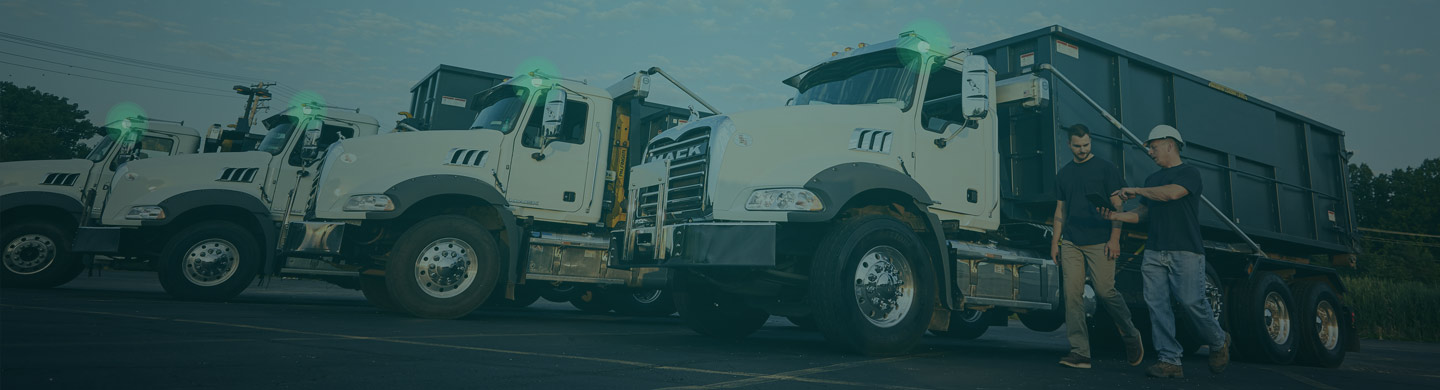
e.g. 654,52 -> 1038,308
522,100 -> 589,148
135,136 -> 175,160
920,66 -> 969,134
287,120 -> 330,166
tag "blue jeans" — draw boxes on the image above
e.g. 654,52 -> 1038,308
1143,250 -> 1226,365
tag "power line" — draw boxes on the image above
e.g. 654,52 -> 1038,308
0,31 -> 274,84
0,59 -> 243,99
1359,227 -> 1440,239
1359,236 -> 1440,249
0,50 -> 232,94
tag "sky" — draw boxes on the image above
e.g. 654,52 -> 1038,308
1,0 -> 1436,171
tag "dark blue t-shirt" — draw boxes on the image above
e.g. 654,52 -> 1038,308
1055,157 -> 1124,246
1141,163 -> 1205,253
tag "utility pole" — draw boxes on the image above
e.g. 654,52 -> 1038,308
232,82 -> 273,132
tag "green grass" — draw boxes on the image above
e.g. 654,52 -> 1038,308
1341,276 -> 1440,342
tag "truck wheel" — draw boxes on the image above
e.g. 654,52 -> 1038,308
811,215 -> 936,356
157,221 -> 261,301
1178,263 -> 1226,356
674,272 -> 769,338
485,283 -> 542,308
570,288 -> 613,313
539,281 -> 584,302
1018,310 -> 1065,332
359,274 -> 401,313
607,287 -> 676,316
786,315 -> 818,330
1,221 -> 83,289
1293,281 -> 1346,367
1231,271 -> 1297,364
932,309 -> 989,340
385,216 -> 500,319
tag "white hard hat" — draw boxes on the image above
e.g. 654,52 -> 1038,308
1147,125 -> 1184,146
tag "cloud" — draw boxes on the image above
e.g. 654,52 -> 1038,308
1269,17 -> 1358,44
1380,64 -> 1393,73
1384,48 -> 1428,56
1400,73 -> 1423,82
1319,82 -> 1381,112
1020,11 -> 1068,27
1183,50 -> 1213,57
1329,67 -> 1364,78
1255,66 -> 1306,85
1142,14 -> 1215,41
1198,66 -> 1305,87
171,41 -> 241,61
1217,27 -> 1251,41
1206,8 -> 1232,15
92,10 -> 188,35
1,0 -> 47,17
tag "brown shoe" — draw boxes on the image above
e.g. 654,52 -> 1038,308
1209,332 -> 1231,374
1125,334 -> 1144,366
1059,353 -> 1092,369
1146,362 -> 1184,378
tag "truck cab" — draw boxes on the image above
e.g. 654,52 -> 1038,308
76,106 -> 380,300
1,118 -> 203,288
288,70 -> 707,318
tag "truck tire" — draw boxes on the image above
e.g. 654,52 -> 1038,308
359,274 -> 401,313
1293,280 -> 1346,367
385,215 -> 500,319
673,272 -> 769,338
539,281 -> 584,302
786,315 -> 818,330
1177,263 -> 1226,356
932,309 -> 989,340
1231,271 -> 1297,364
607,287 -> 676,316
1,221 -> 83,289
485,283 -> 543,308
157,221 -> 262,301
811,215 -> 936,356
1018,310 -> 1065,333
570,288 -> 612,314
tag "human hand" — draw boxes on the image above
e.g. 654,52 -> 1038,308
1112,187 -> 1139,201
1050,242 -> 1060,264
1106,239 -> 1120,260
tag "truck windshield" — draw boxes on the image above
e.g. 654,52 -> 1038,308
792,49 -> 921,110
255,122 -> 298,155
86,134 -> 117,162
470,86 -> 530,134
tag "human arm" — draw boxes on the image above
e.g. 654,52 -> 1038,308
1112,184 -> 1190,202
1100,204 -> 1147,225
1106,194 -> 1123,259
1051,201 -> 1066,263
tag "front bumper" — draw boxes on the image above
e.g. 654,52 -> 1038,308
612,222 -> 776,268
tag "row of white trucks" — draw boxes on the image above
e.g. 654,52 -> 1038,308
1,26 -> 1359,367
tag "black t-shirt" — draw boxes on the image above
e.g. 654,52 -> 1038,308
1141,163 -> 1205,253
1055,157 -> 1124,246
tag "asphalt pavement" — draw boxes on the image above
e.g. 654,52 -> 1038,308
2,271 -> 1437,389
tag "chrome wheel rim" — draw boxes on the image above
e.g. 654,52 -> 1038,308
853,245 -> 914,328
1315,300 -> 1340,350
957,309 -> 984,324
1263,291 -> 1292,345
414,238 -> 478,299
182,239 -> 240,287
632,289 -> 664,304
4,234 -> 56,275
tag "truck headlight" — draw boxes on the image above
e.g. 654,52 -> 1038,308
343,194 -> 394,211
746,189 -> 823,211
125,206 -> 166,220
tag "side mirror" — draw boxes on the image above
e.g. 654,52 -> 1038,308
960,55 -> 991,119
541,89 -> 567,141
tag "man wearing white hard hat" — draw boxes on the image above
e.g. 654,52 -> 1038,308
1100,125 -> 1230,378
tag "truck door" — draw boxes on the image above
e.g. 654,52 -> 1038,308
913,60 -> 996,217
504,96 -> 598,213
267,118 -> 338,217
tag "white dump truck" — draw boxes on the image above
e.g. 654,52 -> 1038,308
2,117 -> 204,288
283,69 -> 714,318
616,26 -> 1359,368
74,106 -> 381,300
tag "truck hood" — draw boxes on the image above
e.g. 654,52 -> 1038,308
101,151 -> 273,225
0,159 -> 95,192
666,103 -> 913,219
312,130 -> 508,219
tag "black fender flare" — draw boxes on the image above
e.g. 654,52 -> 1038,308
151,189 -> 277,276
374,175 -> 523,286
0,191 -> 85,225
792,163 -> 954,310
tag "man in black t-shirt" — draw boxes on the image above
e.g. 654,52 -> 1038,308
1051,124 -> 1143,369
1102,125 -> 1230,378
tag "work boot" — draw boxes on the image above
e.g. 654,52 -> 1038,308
1209,332 -> 1231,374
1146,362 -> 1184,378
1058,353 -> 1091,369
1124,334 -> 1144,366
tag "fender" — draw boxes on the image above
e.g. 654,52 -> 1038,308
152,189 -> 277,276
375,174 -> 524,287
792,163 -> 955,311
0,191 -> 85,225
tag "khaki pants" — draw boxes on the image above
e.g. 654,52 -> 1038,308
1061,240 -> 1140,358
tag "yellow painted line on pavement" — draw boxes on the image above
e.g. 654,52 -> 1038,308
1258,367 -> 1342,390
1,304 -> 929,389
660,353 -> 936,389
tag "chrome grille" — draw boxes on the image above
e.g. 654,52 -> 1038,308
637,127 -> 710,225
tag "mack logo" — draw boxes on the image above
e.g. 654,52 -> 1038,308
648,141 -> 707,163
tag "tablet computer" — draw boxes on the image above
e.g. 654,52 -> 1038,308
1086,193 -> 1117,212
